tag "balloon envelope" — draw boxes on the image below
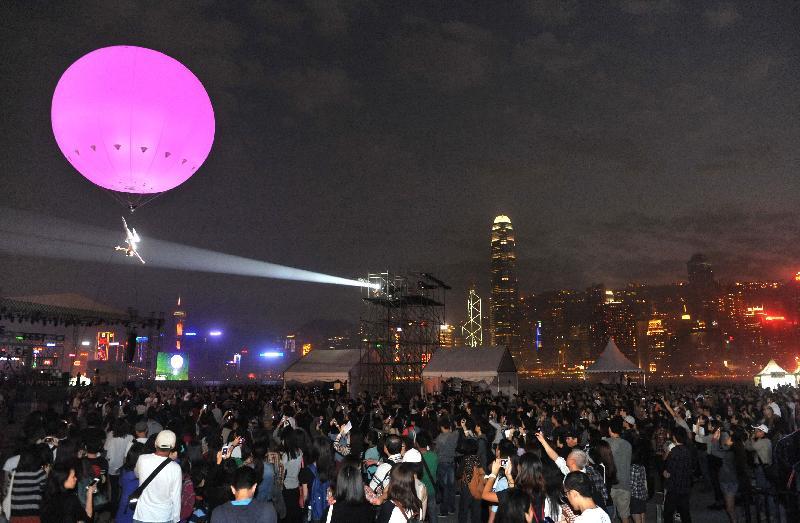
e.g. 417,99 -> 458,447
51,45 -> 215,195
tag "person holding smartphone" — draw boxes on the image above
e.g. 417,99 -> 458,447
482,439 -> 517,519
41,463 -> 96,523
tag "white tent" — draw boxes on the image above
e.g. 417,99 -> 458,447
754,359 -> 795,389
283,350 -> 362,394
585,339 -> 644,383
422,346 -> 518,396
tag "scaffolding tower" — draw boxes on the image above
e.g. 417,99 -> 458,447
462,288 -> 483,347
359,272 -> 449,394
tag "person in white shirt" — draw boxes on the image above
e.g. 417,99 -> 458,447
562,471 -> 611,523
132,430 -> 182,523
105,419 -> 134,506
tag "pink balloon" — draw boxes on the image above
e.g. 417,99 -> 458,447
51,46 -> 215,195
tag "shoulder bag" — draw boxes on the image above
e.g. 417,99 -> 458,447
128,458 -> 172,511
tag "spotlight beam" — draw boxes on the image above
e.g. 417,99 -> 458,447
0,209 -> 375,289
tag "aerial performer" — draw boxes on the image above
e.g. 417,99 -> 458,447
50,45 -> 215,260
115,217 -> 145,264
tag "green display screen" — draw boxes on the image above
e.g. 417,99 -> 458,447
155,352 -> 189,380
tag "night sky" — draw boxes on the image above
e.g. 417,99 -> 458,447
1,1 -> 799,347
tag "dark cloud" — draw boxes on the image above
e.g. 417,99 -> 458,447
386,18 -> 495,92
617,0 -> 677,16
704,3 -> 741,30
513,32 -> 595,74
524,0 -> 580,26
271,65 -> 359,114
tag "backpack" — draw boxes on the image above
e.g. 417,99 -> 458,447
308,463 -> 330,521
77,459 -> 110,511
468,464 -> 486,500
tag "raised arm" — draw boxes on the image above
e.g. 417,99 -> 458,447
535,431 -> 560,464
661,397 -> 677,418
481,459 -> 503,503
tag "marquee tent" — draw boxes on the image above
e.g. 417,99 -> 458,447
422,346 -> 518,396
283,349 -> 362,396
754,359 -> 795,389
585,339 -> 644,383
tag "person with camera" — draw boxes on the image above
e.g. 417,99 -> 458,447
482,439 -> 518,521
745,424 -> 772,489
131,430 -> 182,523
40,461 -> 95,523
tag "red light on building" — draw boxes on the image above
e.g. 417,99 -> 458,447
241,349 -> 249,354
96,332 -> 113,361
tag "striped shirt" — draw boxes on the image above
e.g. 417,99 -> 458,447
10,468 -> 47,516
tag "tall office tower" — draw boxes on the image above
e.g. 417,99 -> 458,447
645,314 -> 669,374
687,253 -> 718,326
489,215 -> 522,362
173,296 -> 186,351
687,254 -> 714,288
603,290 -> 638,361
462,287 -> 483,347
439,324 -> 456,347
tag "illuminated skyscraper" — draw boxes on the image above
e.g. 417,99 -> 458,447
439,324 -> 456,347
173,296 -> 186,351
462,288 -> 483,347
489,215 -> 521,361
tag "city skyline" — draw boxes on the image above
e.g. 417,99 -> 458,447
2,2 -> 799,347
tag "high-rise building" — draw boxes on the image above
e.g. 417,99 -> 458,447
603,290 -> 638,361
645,316 -> 669,374
687,254 -> 718,326
439,324 -> 456,347
489,215 -> 522,362
172,296 -> 186,351
461,288 -> 483,347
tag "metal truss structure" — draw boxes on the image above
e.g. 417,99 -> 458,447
359,272 -> 449,394
462,288 -> 483,347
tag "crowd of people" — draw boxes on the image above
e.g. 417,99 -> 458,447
0,381 -> 798,523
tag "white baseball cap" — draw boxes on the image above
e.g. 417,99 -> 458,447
155,430 -> 177,450
752,424 -> 769,434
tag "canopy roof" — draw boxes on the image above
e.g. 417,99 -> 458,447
7,293 -> 126,316
756,359 -> 788,376
283,349 -> 361,383
585,339 -> 643,373
422,346 -> 517,380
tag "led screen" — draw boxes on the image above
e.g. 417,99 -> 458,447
155,352 -> 189,380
